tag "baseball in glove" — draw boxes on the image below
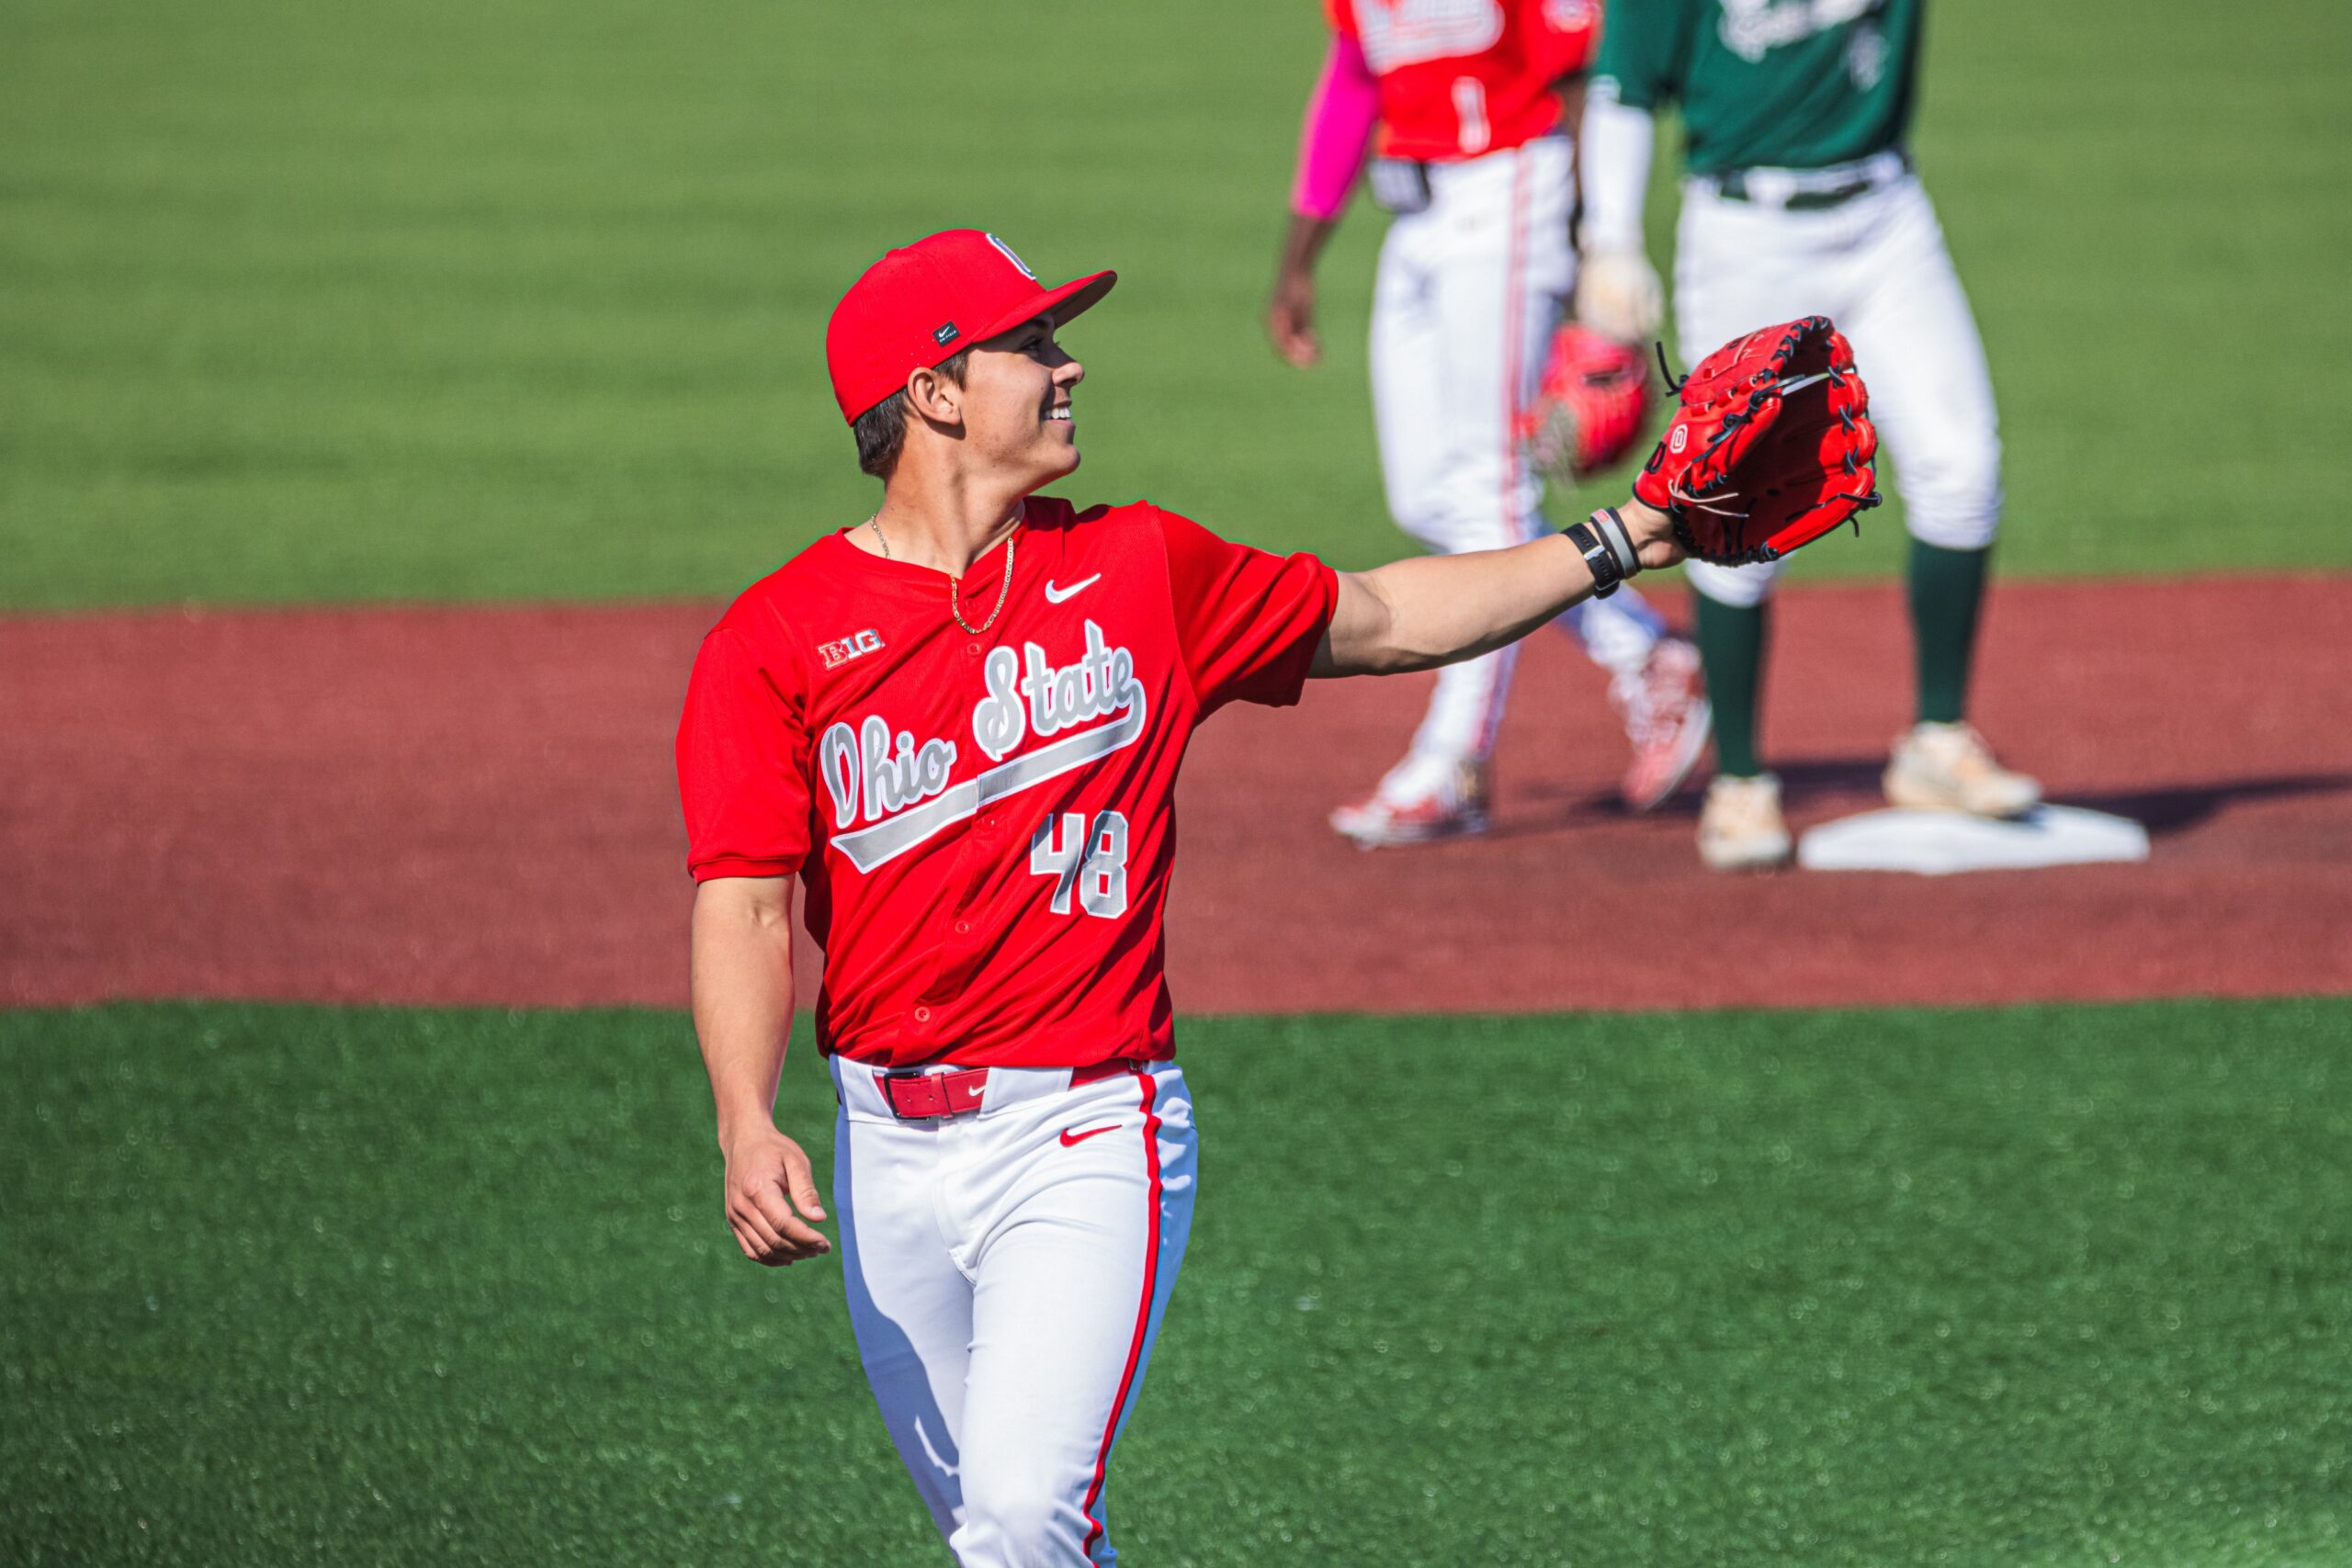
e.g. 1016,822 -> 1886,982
1633,316 -> 1881,566
1519,323 -> 1654,487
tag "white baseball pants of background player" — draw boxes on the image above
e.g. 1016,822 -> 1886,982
1370,133 -> 1668,779
830,1056 -> 1196,1567
1672,157 -> 2004,609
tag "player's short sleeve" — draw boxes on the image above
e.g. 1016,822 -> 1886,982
675,625 -> 814,881
1590,0 -> 1687,109
1156,506 -> 1339,716
1521,0 -> 1600,83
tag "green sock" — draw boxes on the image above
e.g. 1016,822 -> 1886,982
1693,592 -> 1769,778
1908,540 -> 1990,726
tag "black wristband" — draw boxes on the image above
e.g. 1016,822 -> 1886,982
1564,521 -> 1623,599
1589,507 -> 1641,577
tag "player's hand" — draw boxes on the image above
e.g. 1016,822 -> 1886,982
719,1122 -> 831,1267
1620,498 -> 1688,571
1577,246 -> 1665,345
1265,268 -> 1321,368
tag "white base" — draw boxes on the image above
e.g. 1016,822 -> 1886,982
1795,805 -> 2151,876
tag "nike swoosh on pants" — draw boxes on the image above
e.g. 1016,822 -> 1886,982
1058,1122 -> 1120,1147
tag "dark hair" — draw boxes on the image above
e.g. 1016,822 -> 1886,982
852,348 -> 971,479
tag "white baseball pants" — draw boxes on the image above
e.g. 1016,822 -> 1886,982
1370,133 -> 1667,767
1673,167 -> 2006,609
829,1057 -> 1197,1567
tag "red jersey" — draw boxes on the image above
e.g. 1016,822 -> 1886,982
1329,0 -> 1600,163
676,499 -> 1338,1071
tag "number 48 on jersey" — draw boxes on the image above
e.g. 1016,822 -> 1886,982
1030,811 -> 1129,919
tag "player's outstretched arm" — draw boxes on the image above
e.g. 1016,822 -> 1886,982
691,875 -> 830,1268
1312,499 -> 1683,677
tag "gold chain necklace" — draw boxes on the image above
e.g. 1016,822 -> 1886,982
867,506 -> 1021,636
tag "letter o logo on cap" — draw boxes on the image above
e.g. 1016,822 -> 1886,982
984,232 -> 1036,281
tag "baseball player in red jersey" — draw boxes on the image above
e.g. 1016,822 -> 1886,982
678,228 -> 1689,1565
1269,0 -> 1712,844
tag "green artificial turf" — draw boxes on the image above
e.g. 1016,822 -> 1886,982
5,998 -> 2347,1564
1,0 -> 2347,609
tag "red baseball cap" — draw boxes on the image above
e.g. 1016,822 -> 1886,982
825,230 -> 1117,423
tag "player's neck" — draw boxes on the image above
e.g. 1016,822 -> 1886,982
867,465 -> 1030,577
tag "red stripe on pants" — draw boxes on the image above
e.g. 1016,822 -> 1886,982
1475,148 -> 1532,758
1079,1070 -> 1164,1559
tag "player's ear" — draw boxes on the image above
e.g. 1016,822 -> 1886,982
904,364 -> 964,430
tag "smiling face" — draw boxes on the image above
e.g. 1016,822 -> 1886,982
955,311 -> 1087,489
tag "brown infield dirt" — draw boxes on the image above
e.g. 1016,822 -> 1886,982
4,575 -> 2347,1015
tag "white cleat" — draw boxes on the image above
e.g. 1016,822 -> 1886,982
1883,722 -> 2041,818
1329,760 -> 1491,849
1613,637 -> 1713,814
1698,772 -> 1792,872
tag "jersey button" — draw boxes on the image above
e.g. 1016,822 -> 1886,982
955,919 -> 970,935
966,642 -> 981,657
913,1006 -> 932,1024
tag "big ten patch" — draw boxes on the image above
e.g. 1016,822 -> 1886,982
819,628 -> 885,670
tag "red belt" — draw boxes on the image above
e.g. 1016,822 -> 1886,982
875,1057 -> 1148,1121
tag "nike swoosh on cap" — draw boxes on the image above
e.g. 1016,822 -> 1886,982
1043,574 -> 1102,604
1058,1122 -> 1120,1147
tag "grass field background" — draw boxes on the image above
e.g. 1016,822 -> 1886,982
4,0 -> 2349,609
8,5 -> 2350,1563
6,999 -> 2346,1564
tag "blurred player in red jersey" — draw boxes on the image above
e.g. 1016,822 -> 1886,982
1268,0 -> 1711,846
679,229 -> 1687,1565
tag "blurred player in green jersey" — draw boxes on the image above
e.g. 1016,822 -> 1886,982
1577,0 -> 2040,870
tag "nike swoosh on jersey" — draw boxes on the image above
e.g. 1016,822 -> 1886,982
1058,1122 -> 1121,1147
1043,574 -> 1102,604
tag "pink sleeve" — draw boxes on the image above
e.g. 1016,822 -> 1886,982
1288,33 -> 1379,221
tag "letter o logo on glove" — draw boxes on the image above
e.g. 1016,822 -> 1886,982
1669,425 -> 1689,454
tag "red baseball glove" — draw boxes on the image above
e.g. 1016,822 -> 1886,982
1519,324 -> 1653,485
1633,316 -> 1881,566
